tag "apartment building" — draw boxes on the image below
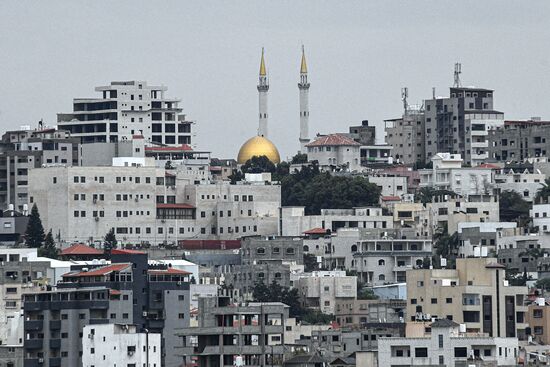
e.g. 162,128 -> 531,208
305,134 -> 361,172
23,250 -> 191,367
28,164 -> 280,245
0,127 -> 79,211
384,106 -> 426,166
531,198 -> 550,234
178,296 -> 288,367
378,319 -> 519,367
296,271 -> 356,315
406,258 -> 528,340
281,207 -> 393,237
227,236 -> 303,297
351,238 -> 432,286
366,175 -> 408,198
82,324 -> 161,367
0,208 -> 29,245
488,119 -> 550,162
525,299 -> 550,345
494,167 -> 545,202
347,121 -> 393,166
457,222 -> 517,258
419,153 -> 494,196
335,299 -> 406,326
424,87 -> 504,166
57,80 -> 193,146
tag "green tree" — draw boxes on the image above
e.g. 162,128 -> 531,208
519,247 -> 548,261
25,204 -> 45,248
228,169 -> 244,184
241,155 -> 276,174
301,310 -> 334,324
358,288 -> 379,300
535,178 -> 550,202
303,254 -> 319,272
291,153 -> 308,164
38,230 -> 58,259
416,186 -> 437,204
104,228 -> 117,253
536,277 -> 550,291
251,280 -> 312,320
499,190 -> 531,226
433,226 -> 459,269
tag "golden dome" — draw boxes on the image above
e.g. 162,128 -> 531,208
237,136 -> 281,164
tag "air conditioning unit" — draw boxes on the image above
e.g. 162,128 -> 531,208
142,311 -> 148,317
38,358 -> 44,364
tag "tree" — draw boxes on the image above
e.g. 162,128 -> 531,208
241,155 -> 276,174
38,230 -> 58,259
416,186 -> 437,205
104,228 -> 117,253
433,225 -> 459,269
25,204 -> 45,248
519,247 -> 549,261
357,288 -> 379,300
291,153 -> 308,164
303,254 -> 319,272
536,277 -> 550,291
499,190 -> 531,226
251,280 -> 310,320
421,256 -> 431,269
228,169 -> 244,184
535,178 -> 550,202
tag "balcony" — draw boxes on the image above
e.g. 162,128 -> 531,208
50,339 -> 61,349
25,339 -> 43,349
49,357 -> 62,367
49,320 -> 61,330
24,320 -> 43,331
89,318 -> 109,325
23,358 -> 43,367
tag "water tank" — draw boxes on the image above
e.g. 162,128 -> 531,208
459,323 -> 466,333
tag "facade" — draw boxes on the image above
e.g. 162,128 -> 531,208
457,222 -> 517,258
406,258 -> 528,340
281,207 -> 393,237
384,106 -> 426,166
0,127 -> 79,211
178,296 -> 288,367
348,121 -> 393,166
494,167 -> 544,202
57,80 -> 193,146
351,238 -> 432,286
23,250 -> 191,367
525,300 -> 550,345
531,198 -> 550,234
488,119 -> 550,162
334,299 -> 406,326
424,87 -> 504,166
419,153 -> 494,196
0,209 -> 29,245
378,319 -> 519,367
28,165 -> 280,245
296,271 -> 357,315
82,324 -> 161,367
305,134 -> 361,172
366,175 -> 408,198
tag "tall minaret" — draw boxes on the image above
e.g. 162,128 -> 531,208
257,48 -> 269,138
298,45 -> 310,152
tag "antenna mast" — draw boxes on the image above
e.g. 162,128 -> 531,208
454,63 -> 462,87
401,87 -> 408,115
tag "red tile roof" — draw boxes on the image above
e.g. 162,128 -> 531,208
109,289 -> 122,295
306,134 -> 360,147
381,196 -> 401,201
156,203 -> 195,209
60,244 -> 103,256
63,263 -> 132,278
148,268 -> 192,275
478,163 -> 500,169
111,249 -> 146,255
145,144 -> 193,152
304,228 -> 328,235
132,134 -> 144,139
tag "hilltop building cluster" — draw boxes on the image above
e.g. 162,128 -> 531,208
4,53 -> 550,367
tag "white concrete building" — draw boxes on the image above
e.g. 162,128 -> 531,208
296,270 -> 357,315
281,207 -> 393,237
494,168 -> 545,202
305,134 -> 361,172
378,319 -> 519,367
28,164 -> 280,245
82,324 -> 161,367
419,153 -> 494,196
457,222 -> 517,258
367,175 -> 408,198
57,80 -> 194,146
532,201 -> 550,234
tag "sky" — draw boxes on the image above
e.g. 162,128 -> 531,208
1,1 -> 550,160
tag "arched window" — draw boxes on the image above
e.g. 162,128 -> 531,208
351,245 -> 357,252
416,259 -> 423,267
303,245 -> 309,252
378,259 -> 385,266
378,274 -> 386,281
257,247 -> 265,255
272,247 -> 280,254
258,272 -> 264,278
275,272 -> 282,279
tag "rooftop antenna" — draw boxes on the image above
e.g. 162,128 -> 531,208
454,62 -> 462,88
401,87 -> 408,115
432,87 -> 436,99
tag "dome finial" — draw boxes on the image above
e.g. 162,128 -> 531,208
300,45 -> 307,74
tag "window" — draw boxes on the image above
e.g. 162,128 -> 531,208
438,334 -> 443,348
446,298 -> 452,304
455,347 -> 467,358
415,348 -> 428,357
178,313 -> 185,319
431,298 -> 438,304
535,326 -> 544,335
378,259 -> 385,266
534,309 -> 543,318
378,274 -> 385,281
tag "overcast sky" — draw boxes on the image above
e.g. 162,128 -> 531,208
1,1 -> 550,159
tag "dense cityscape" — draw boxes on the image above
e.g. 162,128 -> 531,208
3,3 -> 550,366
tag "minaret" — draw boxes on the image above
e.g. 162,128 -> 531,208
257,48 -> 269,138
298,45 -> 310,152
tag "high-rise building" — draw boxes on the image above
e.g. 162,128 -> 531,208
424,87 -> 504,166
0,126 -> 79,211
298,46 -> 310,153
384,105 -> 426,166
57,80 -> 194,146
487,119 -> 550,162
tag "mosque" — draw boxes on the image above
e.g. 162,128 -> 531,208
236,47 -> 310,164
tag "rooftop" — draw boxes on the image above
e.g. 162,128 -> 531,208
306,134 -> 360,147
60,244 -> 103,256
